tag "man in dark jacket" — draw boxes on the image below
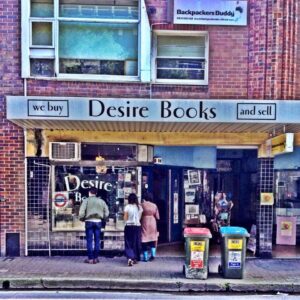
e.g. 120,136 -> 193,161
79,187 -> 109,264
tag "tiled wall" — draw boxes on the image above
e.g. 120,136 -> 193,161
257,158 -> 274,258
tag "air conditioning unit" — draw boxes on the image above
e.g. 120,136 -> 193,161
49,142 -> 81,161
137,145 -> 153,162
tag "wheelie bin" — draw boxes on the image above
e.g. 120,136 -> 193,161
218,226 -> 250,279
183,227 -> 212,279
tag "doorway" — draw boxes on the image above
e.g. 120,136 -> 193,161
210,149 -> 258,230
142,166 -> 183,244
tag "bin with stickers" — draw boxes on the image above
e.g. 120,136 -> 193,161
219,226 -> 250,279
183,227 -> 212,279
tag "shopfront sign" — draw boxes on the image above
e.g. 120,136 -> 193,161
173,0 -> 248,26
266,133 -> 294,156
6,96 -> 300,125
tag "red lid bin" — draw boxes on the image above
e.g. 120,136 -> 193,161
184,227 -> 212,238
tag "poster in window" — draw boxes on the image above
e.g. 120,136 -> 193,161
185,204 -> 199,215
260,193 -> 274,206
185,188 -> 195,203
187,170 -> 201,185
173,192 -> 179,224
124,173 -> 132,182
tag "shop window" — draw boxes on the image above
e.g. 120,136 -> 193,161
23,0 -> 149,80
275,171 -> 300,245
52,164 -> 139,250
153,32 -> 209,85
81,144 -> 137,161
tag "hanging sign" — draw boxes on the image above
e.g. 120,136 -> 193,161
266,133 -> 294,156
173,0 -> 248,26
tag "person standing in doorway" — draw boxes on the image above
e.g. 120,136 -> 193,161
79,187 -> 109,264
124,193 -> 143,266
141,192 -> 160,262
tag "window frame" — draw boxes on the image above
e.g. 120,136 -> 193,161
30,20 -> 55,48
152,30 -> 209,85
22,0 -> 150,82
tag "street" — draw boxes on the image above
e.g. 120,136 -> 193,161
0,291 -> 298,300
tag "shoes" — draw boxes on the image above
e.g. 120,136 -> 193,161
128,259 -> 134,267
143,251 -> 149,262
149,256 -> 155,261
133,260 -> 138,264
93,258 -> 99,264
84,259 -> 94,264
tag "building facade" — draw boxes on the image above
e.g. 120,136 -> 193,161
1,0 -> 300,257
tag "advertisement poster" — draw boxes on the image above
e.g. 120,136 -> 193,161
173,192 -> 179,224
276,216 -> 297,245
260,193 -> 274,206
185,188 -> 196,203
174,0 -> 248,26
187,170 -> 201,185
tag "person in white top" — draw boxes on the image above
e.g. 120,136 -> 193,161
124,193 -> 143,266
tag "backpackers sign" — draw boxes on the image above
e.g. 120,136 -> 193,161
174,0 -> 248,26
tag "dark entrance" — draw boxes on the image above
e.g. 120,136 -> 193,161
142,166 -> 183,244
210,149 -> 258,230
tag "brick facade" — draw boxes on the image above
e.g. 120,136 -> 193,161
0,0 -> 299,255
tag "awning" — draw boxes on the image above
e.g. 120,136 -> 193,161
6,96 -> 300,133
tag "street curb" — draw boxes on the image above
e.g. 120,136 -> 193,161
1,278 -> 300,293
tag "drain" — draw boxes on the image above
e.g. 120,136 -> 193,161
3,280 -> 10,289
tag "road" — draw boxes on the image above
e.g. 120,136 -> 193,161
0,291 -> 298,300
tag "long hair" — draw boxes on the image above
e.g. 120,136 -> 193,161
128,193 -> 139,208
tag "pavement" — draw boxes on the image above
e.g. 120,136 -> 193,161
0,254 -> 299,294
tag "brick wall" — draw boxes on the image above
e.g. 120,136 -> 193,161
296,2 -> 300,98
0,0 -> 299,256
0,1 -> 25,255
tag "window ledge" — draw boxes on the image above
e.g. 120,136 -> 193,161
25,74 -> 141,83
154,79 -> 208,86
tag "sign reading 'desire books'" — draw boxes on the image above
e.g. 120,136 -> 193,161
173,0 -> 248,26
6,96 -> 300,125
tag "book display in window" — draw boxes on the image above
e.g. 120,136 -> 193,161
183,169 -> 211,225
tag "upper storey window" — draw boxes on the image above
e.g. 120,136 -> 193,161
153,31 -> 209,85
22,0 -> 150,82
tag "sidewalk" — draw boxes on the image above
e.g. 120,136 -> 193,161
0,255 -> 299,293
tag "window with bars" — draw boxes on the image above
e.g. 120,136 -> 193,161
22,0 -> 150,81
153,32 -> 209,85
